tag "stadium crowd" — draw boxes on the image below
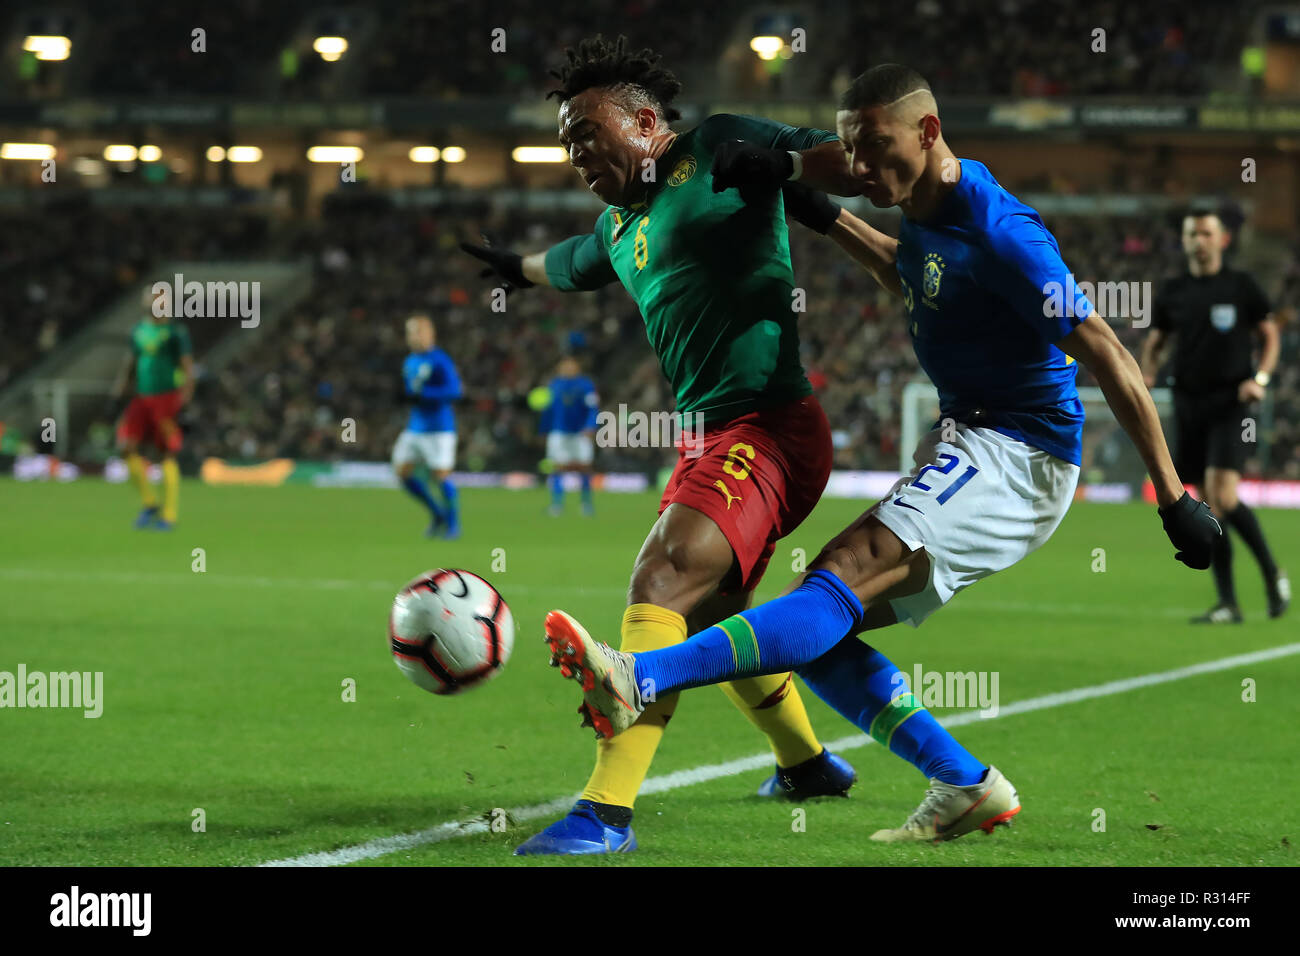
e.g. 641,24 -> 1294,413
4,194 -> 1297,479
12,0 -> 1265,101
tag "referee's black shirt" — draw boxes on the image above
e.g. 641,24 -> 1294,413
1152,268 -> 1269,395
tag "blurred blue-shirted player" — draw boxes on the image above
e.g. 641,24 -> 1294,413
542,355 -> 598,516
543,64 -> 1222,845
392,314 -> 462,538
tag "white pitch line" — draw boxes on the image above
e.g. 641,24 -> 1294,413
258,640 -> 1300,867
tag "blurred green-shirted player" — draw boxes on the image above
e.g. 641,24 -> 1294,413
113,290 -> 194,530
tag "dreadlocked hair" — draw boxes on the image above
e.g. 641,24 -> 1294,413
547,34 -> 682,123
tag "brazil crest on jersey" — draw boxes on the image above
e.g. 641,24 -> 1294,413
896,159 -> 1093,465
544,114 -> 837,424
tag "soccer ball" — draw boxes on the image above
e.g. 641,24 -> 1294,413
388,569 -> 515,695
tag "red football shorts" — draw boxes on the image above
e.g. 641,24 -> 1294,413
658,395 -> 833,593
117,390 -> 184,453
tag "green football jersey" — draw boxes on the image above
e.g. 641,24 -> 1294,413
545,113 -> 837,424
131,320 -> 192,396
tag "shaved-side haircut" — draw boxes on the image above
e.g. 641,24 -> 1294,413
839,64 -> 937,121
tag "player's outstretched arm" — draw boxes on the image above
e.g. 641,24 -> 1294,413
461,228 -> 616,294
777,184 -> 900,298
459,241 -> 540,290
712,139 -> 858,197
825,205 -> 903,298
1058,313 -> 1221,568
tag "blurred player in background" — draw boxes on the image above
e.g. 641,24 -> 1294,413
542,354 -> 599,516
113,289 -> 193,531
546,64 -> 1222,844
463,35 -> 863,855
1142,210 -> 1289,623
393,314 -> 463,539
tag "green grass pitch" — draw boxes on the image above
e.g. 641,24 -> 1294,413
1,476 -> 1296,866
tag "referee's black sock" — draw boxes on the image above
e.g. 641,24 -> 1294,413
1225,503 -> 1279,581
1211,528 -> 1237,608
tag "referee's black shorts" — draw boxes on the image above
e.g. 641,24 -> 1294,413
1171,388 -> 1250,484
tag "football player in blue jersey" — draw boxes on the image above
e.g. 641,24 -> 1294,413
542,355 -> 599,517
543,64 -> 1223,843
393,314 -> 463,539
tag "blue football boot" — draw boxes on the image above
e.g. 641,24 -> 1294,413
133,506 -> 159,530
758,748 -> 857,799
513,800 -> 637,855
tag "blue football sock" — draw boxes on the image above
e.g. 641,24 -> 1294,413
439,479 -> 459,525
634,569 -> 863,695
797,638 -> 986,786
401,476 -> 444,521
550,473 -> 564,508
579,471 -> 592,506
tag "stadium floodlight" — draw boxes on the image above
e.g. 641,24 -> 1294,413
409,146 -> 441,163
307,146 -> 363,163
312,37 -> 348,62
138,145 -> 162,162
749,36 -> 784,61
103,144 -> 138,162
227,146 -> 263,163
512,146 -> 568,163
206,146 -> 226,162
0,143 -> 56,161
23,35 -> 70,61
440,146 -> 466,163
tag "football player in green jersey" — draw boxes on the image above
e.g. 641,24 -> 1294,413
113,289 -> 194,530
463,35 -> 860,855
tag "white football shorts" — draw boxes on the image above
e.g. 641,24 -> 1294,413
392,430 -> 457,471
871,423 -> 1079,627
546,431 -> 594,466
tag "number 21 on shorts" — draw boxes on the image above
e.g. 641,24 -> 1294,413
911,452 -> 978,504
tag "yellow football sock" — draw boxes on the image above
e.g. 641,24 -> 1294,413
719,673 -> 822,768
126,454 -> 157,508
580,604 -> 687,809
161,458 -> 180,523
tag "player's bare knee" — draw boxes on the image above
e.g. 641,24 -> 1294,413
812,541 -> 873,589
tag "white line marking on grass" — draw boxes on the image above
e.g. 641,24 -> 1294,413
258,641 -> 1300,866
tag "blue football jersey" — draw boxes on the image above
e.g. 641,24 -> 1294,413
402,349 -> 461,433
543,375 -> 599,434
896,159 -> 1092,465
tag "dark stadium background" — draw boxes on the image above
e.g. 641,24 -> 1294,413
1,0 -> 1297,489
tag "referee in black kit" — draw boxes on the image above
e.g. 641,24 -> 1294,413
1141,207 -> 1289,623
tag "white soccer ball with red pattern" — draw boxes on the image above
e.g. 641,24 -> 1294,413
388,569 -> 514,695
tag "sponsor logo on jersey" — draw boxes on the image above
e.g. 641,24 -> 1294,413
1210,303 -> 1237,331
922,252 -> 945,306
668,155 -> 697,186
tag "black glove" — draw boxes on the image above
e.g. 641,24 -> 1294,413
459,240 -> 534,291
781,181 -> 842,234
711,140 -> 794,200
1159,491 -> 1222,570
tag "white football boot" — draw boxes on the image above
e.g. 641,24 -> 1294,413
871,766 -> 1020,843
545,609 -> 644,739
